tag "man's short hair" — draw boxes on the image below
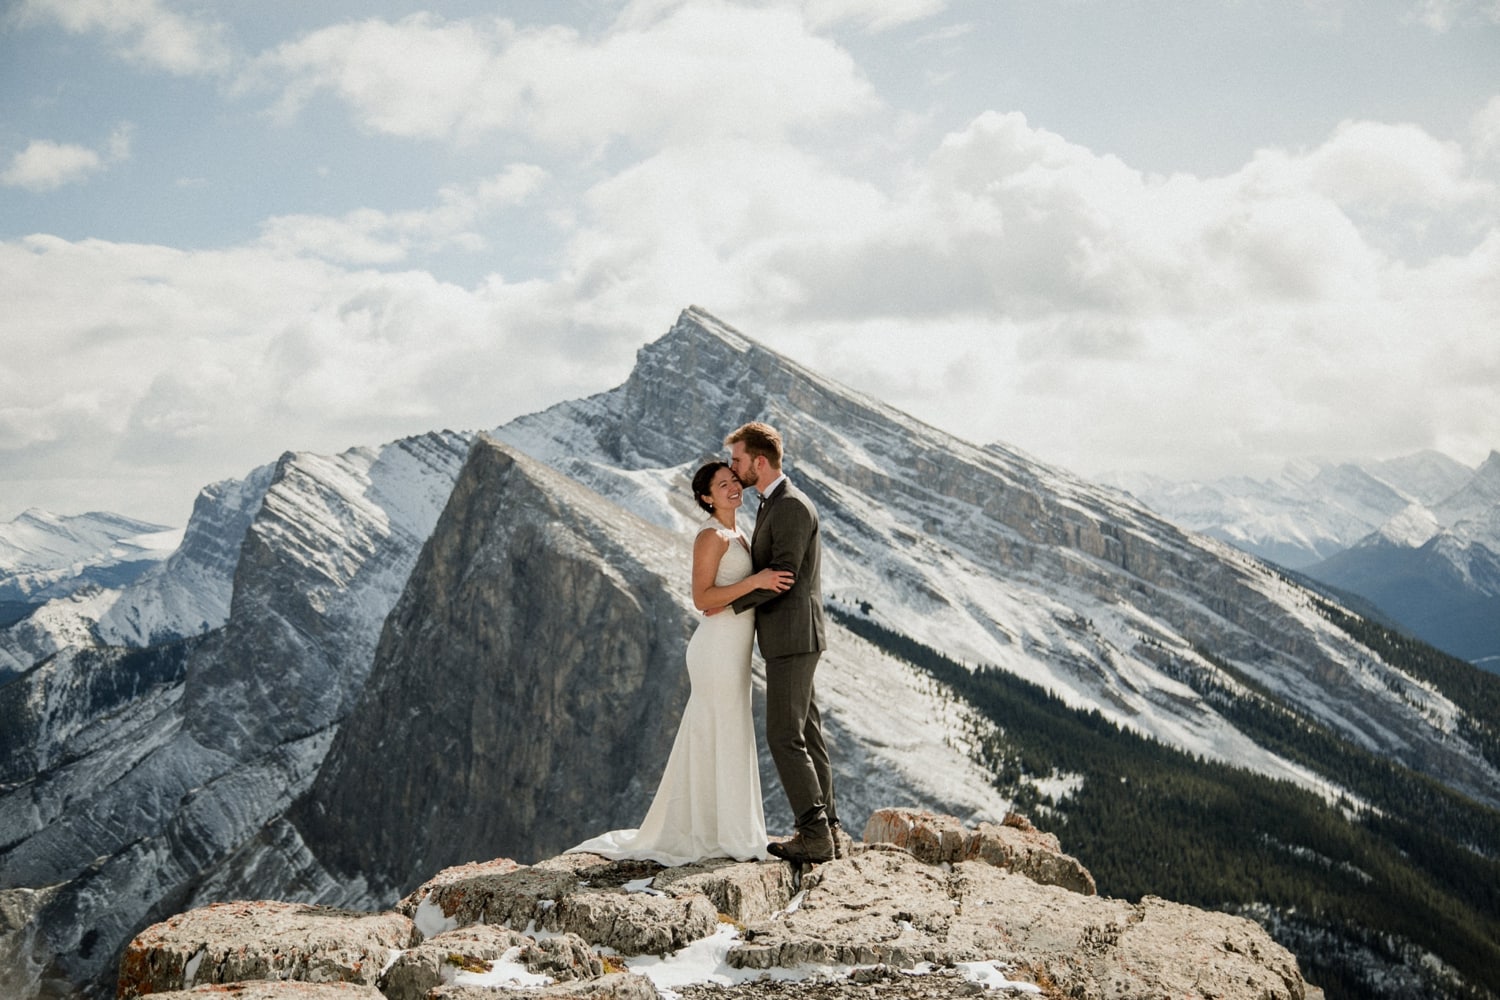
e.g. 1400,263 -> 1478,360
725,421 -> 783,468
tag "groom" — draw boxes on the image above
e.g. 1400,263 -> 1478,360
726,421 -> 841,863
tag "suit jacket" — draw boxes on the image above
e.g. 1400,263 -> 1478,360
730,477 -> 826,659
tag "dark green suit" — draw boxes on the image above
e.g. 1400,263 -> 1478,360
731,477 -> 836,833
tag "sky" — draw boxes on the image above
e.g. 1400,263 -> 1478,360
2,0 -> 1499,527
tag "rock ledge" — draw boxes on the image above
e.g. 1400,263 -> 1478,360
118,809 -> 1313,999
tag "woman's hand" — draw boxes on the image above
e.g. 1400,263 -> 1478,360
754,568 -> 795,593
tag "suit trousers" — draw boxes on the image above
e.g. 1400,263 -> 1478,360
764,650 -> 837,832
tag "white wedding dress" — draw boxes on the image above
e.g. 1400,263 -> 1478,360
568,521 -> 770,865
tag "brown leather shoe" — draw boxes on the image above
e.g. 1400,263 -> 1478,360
766,830 -> 802,860
768,825 -> 834,864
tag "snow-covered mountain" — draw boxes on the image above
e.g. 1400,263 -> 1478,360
0,510 -> 179,642
1309,451 -> 1500,671
3,308 -> 1498,999
1106,450 -> 1500,671
0,431 -> 472,998
0,510 -> 178,594
0,475 -> 276,680
485,314 -> 1493,800
1103,451 -> 1474,571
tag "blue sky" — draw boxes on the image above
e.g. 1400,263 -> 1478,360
3,0 -> 1499,525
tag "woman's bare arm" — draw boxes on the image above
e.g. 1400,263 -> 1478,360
692,529 -> 793,612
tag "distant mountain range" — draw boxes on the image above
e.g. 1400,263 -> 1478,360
1106,450 -> 1500,672
2,308 -> 1498,1000
0,510 -> 178,631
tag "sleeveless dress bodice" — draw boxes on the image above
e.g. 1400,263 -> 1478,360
696,527 -> 756,644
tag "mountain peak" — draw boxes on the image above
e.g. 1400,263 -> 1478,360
676,304 -> 756,350
502,305 -> 904,484
1433,448 -> 1500,527
1372,502 -> 1441,548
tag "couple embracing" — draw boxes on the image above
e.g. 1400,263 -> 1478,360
570,421 -> 844,866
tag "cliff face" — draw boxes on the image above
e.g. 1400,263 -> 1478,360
184,433 -> 475,758
289,435 -> 697,895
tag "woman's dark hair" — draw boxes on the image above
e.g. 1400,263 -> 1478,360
692,461 -> 730,514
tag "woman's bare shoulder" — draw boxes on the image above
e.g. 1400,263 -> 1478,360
694,522 -> 733,546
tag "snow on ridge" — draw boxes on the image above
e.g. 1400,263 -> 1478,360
3,431 -> 473,680
0,509 -> 175,575
798,621 -> 1013,826
1374,503 -> 1442,549
1099,451 -> 1488,570
226,432 -> 470,594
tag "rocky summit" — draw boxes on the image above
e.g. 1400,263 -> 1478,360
117,809 -> 1313,1000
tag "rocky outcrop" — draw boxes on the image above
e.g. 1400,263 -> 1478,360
397,852 -> 785,956
118,901 -> 416,997
120,811 -> 1311,1000
728,848 -> 1303,1000
863,807 -> 1096,896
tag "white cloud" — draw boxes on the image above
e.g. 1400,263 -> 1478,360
1,140 -> 102,191
0,233 -> 633,522
1267,119 -> 1488,212
256,165 -> 548,265
1410,0 -> 1500,31
1,124 -> 134,191
801,0 -> 949,32
13,0 -> 233,75
1473,96 -> 1500,162
6,85 -> 1500,523
627,0 -> 951,34
535,107 -> 1498,481
245,5 -> 879,146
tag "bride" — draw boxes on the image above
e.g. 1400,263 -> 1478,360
568,461 -> 793,865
